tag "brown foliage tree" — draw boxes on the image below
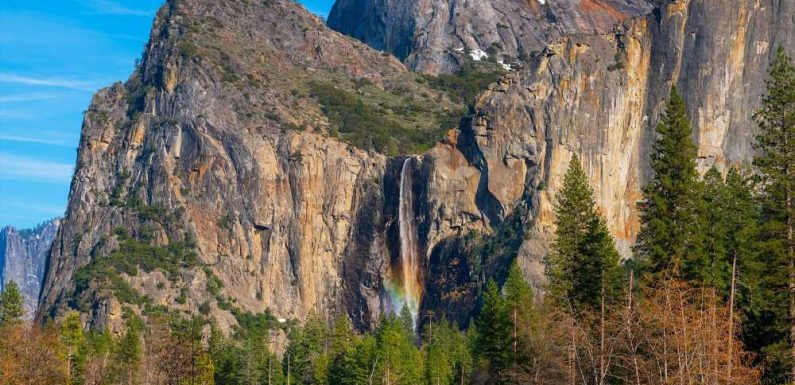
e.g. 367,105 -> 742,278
632,277 -> 760,385
0,323 -> 69,385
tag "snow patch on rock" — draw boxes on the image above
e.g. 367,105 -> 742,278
497,58 -> 513,71
469,49 -> 488,61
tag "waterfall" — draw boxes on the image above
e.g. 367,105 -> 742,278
386,158 -> 422,330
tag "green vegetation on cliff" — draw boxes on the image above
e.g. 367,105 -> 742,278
308,81 -> 458,155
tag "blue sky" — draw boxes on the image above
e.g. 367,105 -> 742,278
0,0 -> 335,229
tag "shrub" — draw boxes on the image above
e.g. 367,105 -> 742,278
72,222 -> 199,306
309,82 -> 451,155
231,308 -> 283,339
422,63 -> 504,108
198,301 -> 211,315
204,268 -> 224,296
217,214 -> 233,231
176,287 -> 188,304
177,39 -> 198,59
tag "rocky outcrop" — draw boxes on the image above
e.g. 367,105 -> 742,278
0,219 -> 60,318
37,0 -> 463,332
38,0 -> 795,332
328,0 -> 654,74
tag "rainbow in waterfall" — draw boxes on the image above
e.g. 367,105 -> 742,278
384,158 -> 423,330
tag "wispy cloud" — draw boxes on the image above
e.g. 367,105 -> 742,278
0,153 -> 74,182
0,92 -> 66,103
0,73 -> 98,92
81,0 -> 155,17
0,134 -> 76,147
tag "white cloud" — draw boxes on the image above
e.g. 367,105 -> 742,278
81,0 -> 154,17
0,134 -> 76,147
0,73 -> 98,92
0,110 -> 34,119
0,92 -> 66,103
0,153 -> 74,182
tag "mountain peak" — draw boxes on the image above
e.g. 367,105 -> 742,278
1,218 -> 60,318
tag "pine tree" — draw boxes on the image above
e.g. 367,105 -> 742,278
399,303 -> 414,336
60,311 -> 86,383
753,47 -> 795,384
113,326 -> 142,385
208,324 -> 239,385
693,166 -> 761,296
329,316 -> 361,385
331,315 -> 355,356
700,167 -> 732,291
0,281 -> 25,326
80,328 -> 115,385
504,261 -> 533,312
375,314 -> 423,385
353,335 -> 378,385
474,280 -> 511,375
503,261 -> 534,365
547,155 -> 624,311
244,334 -> 272,385
634,87 -> 704,277
717,167 -> 762,303
424,320 -> 454,385
284,315 -> 329,385
421,318 -> 471,385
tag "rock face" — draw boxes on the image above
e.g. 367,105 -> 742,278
37,0 -> 459,332
0,219 -> 60,318
328,0 -> 654,74
38,0 -> 795,331
330,0 -> 795,294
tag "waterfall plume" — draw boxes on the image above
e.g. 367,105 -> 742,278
384,157 -> 422,330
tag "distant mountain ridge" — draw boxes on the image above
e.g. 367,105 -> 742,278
0,218 -> 60,318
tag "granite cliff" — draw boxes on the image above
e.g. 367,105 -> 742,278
38,0 -> 795,331
37,0 -> 466,333
0,219 -> 60,318
331,0 -> 795,308
328,0 -> 654,74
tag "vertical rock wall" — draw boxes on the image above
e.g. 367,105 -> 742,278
0,219 -> 60,318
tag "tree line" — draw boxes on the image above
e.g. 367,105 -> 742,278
0,49 -> 793,385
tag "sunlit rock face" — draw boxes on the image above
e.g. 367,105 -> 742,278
331,0 -> 795,294
37,0 -> 430,332
39,0 -> 795,332
0,219 -> 60,318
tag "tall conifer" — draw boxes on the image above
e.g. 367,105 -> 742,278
700,167 -> 732,291
547,155 -> 623,311
634,87 -> 703,277
475,280 -> 512,374
0,281 -> 25,326
753,47 -> 795,384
